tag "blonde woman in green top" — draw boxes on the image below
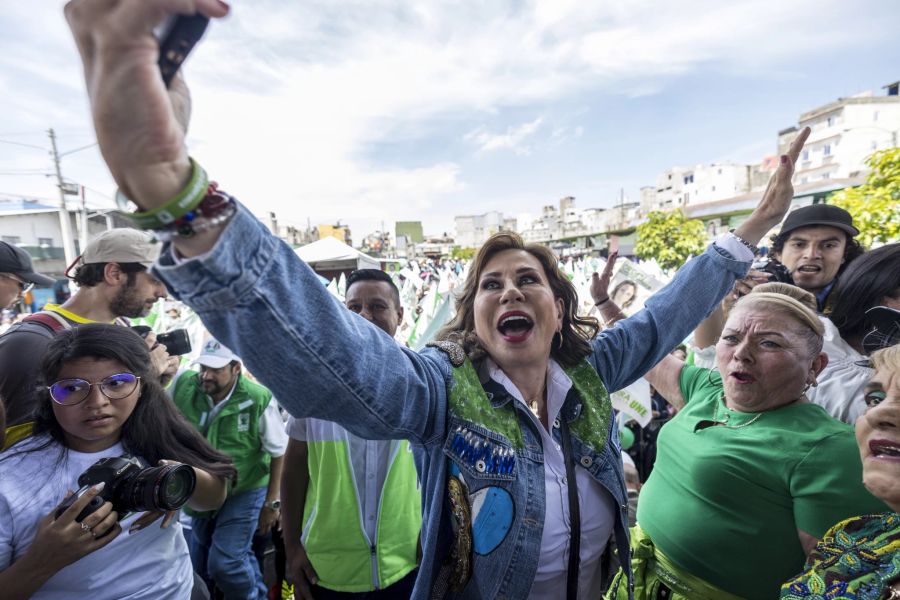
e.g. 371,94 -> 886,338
604,290 -> 888,600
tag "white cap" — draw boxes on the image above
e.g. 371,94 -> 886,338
193,338 -> 239,369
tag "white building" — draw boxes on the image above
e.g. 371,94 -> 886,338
640,163 -> 752,213
0,199 -> 128,275
788,87 -> 900,185
454,211 -> 516,248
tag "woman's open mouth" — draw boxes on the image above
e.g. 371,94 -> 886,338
497,312 -> 534,343
730,371 -> 755,384
869,439 -> 900,461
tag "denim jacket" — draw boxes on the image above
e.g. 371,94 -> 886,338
154,203 -> 750,599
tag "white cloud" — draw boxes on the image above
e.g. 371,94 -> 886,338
0,0 -> 895,236
465,118 -> 544,155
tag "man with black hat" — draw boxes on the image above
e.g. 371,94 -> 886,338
0,228 -> 174,436
0,241 -> 55,310
769,203 -> 864,312
0,241 -> 55,447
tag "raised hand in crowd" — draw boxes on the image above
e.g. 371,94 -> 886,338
589,251 -> 626,326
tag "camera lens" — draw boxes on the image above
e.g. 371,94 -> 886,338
124,463 -> 196,512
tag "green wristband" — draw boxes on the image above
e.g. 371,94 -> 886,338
119,158 -> 209,230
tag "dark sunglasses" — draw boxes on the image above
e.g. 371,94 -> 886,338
48,372 -> 141,406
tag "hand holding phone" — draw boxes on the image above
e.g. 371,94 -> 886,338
156,14 -> 211,87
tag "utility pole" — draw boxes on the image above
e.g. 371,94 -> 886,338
48,128 -> 77,267
80,185 -> 89,254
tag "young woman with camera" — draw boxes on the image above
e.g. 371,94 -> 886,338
0,324 -> 237,599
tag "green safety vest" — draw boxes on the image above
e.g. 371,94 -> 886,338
301,434 -> 421,592
172,372 -> 273,504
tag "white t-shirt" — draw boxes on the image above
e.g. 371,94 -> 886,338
0,435 -> 193,599
807,317 -> 872,424
486,359 -> 616,600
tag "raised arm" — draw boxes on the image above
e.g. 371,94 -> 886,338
66,0 -> 450,445
591,128 -> 810,391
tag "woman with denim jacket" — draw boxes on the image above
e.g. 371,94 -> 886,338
65,2 -> 810,597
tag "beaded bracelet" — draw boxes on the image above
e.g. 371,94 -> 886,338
728,229 -> 759,256
117,158 -> 209,230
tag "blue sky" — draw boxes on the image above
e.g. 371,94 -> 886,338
0,0 -> 898,241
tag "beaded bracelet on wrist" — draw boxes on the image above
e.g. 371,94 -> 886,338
728,229 -> 759,256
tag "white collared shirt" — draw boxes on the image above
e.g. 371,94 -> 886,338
487,359 -> 616,599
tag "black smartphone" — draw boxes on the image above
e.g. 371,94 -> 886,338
156,14 -> 211,87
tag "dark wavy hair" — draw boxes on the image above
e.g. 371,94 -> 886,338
827,243 -> 900,343
72,262 -> 145,288
8,324 -> 236,481
436,232 -> 599,368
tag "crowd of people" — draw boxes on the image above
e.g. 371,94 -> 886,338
0,2 -> 898,599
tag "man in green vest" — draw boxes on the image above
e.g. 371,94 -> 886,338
281,269 -> 421,599
172,338 -> 288,600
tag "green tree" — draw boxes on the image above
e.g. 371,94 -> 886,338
830,147 -> 900,247
634,209 -> 707,272
451,246 -> 476,260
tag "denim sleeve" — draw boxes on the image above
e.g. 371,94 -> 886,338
589,243 -> 750,392
153,203 -> 450,445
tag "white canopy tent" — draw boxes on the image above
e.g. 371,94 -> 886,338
294,236 -> 380,273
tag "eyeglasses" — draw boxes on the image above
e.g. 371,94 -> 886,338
48,373 -> 141,406
0,273 -> 34,294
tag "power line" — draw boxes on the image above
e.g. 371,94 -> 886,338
0,138 -> 49,152
59,141 -> 99,157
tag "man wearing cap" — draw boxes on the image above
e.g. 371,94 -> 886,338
0,241 -> 55,310
0,241 -> 55,447
171,338 -> 288,600
769,203 -> 864,312
0,228 -> 173,432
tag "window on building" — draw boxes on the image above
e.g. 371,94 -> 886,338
711,186 -> 716,192
38,237 -> 53,246
684,192 -> 690,203
802,150 -> 810,161
872,141 -> 878,151
717,168 -> 722,175
683,174 -> 694,184
1,236 -> 20,244
800,177 -> 808,184
874,111 -> 879,122
823,144 -> 832,156
822,172 -> 831,180
826,116 -> 835,127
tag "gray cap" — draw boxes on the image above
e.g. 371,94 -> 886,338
81,228 -> 161,267
0,241 -> 55,286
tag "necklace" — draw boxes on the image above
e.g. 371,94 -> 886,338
714,395 -> 762,429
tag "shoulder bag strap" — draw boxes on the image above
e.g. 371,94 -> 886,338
559,417 -> 581,600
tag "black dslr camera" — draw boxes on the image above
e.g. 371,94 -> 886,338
55,455 -> 196,524
751,258 -> 794,285
131,325 -> 192,356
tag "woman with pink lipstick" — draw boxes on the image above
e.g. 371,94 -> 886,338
606,290 -> 888,600
782,343 -> 900,599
